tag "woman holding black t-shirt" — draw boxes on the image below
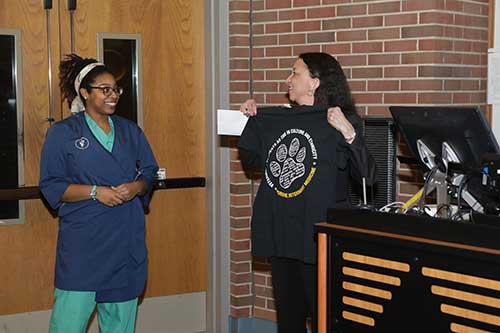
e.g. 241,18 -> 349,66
238,52 -> 377,333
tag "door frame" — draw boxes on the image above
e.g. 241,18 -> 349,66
205,1 -> 231,333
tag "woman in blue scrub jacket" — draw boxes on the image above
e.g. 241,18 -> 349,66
39,54 -> 158,332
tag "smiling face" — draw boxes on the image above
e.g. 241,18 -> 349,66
285,58 -> 319,106
80,72 -> 120,117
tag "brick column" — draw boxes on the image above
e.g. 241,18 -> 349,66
229,0 -> 255,321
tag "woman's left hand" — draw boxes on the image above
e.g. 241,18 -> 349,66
112,182 -> 142,202
327,106 -> 356,143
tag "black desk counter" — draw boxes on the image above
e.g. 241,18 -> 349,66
315,209 -> 500,333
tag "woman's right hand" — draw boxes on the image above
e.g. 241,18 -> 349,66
95,186 -> 125,207
240,99 -> 257,116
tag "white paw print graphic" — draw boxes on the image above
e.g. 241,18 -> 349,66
269,137 -> 307,189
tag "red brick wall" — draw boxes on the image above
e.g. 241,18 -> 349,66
228,0 -> 489,322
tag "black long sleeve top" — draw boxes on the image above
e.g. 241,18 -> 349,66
238,105 -> 377,264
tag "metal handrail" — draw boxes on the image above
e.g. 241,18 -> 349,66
0,177 -> 206,201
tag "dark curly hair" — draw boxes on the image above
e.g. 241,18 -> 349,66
59,53 -> 112,108
299,52 -> 355,115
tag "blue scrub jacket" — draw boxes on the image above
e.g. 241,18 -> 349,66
39,112 -> 158,302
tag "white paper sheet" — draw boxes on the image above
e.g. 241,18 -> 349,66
217,109 -> 249,136
488,52 -> 500,105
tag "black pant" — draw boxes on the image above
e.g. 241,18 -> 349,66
271,257 -> 317,333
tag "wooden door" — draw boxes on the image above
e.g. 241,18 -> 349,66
0,0 -> 206,315
59,0 -> 207,297
0,0 -> 61,314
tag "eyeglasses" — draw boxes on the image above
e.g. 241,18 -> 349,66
89,86 -> 124,97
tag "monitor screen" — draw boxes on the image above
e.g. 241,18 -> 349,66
389,106 -> 500,171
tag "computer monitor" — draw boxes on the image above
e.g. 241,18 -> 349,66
389,106 -> 500,172
390,106 -> 500,214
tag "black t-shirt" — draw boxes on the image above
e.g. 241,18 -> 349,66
238,105 -> 364,264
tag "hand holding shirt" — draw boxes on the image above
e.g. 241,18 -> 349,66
237,105 -> 377,264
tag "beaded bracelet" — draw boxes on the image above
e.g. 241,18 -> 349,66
345,131 -> 356,144
90,185 -> 97,200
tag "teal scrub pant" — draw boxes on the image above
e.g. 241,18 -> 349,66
49,288 -> 138,333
